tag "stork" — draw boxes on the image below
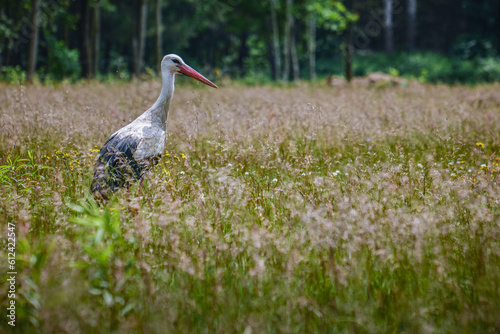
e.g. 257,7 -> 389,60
91,54 -> 218,200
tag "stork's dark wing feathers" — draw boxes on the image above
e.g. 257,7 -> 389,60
98,133 -> 141,176
91,133 -> 158,200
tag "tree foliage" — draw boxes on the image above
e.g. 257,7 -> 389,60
309,0 -> 359,32
0,0 -> 499,82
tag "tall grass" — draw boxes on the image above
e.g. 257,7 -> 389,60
1,81 -> 500,333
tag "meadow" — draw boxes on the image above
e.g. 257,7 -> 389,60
1,79 -> 500,333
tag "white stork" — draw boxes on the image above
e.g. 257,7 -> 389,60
91,54 -> 218,200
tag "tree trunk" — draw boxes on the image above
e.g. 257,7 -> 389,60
407,0 -> 417,51
155,0 -> 163,73
344,0 -> 357,83
0,8 -> 4,68
282,0 -> 292,81
134,0 -> 149,76
290,21 -> 299,82
91,2 -> 101,76
384,0 -> 394,54
237,31 -> 249,77
270,0 -> 281,81
307,12 -> 316,80
344,26 -> 353,82
27,0 -> 41,83
132,36 -> 138,74
83,0 -> 93,78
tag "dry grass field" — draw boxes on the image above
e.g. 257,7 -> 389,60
1,80 -> 500,333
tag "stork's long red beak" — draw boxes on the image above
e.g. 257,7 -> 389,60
178,64 -> 218,89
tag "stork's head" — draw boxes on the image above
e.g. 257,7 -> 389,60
161,54 -> 218,89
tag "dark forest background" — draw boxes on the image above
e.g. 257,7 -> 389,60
1,0 -> 500,84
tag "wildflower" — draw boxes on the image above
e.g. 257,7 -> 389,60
174,155 -> 180,161
481,164 -> 488,170
476,142 -> 485,149
181,153 -> 187,159
332,170 -> 340,176
272,178 -> 277,183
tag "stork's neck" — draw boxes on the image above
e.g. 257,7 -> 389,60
142,69 -> 175,128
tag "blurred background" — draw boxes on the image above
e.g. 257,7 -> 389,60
1,0 -> 499,84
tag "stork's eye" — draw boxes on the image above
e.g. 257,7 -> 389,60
172,59 -> 181,65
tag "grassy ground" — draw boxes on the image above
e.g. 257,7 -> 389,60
1,80 -> 500,333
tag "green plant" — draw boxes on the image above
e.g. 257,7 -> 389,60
69,197 -> 144,331
45,36 -> 81,81
0,150 -> 52,195
0,66 -> 27,84
477,57 -> 500,82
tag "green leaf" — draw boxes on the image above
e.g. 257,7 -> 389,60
119,303 -> 135,317
103,290 -> 114,306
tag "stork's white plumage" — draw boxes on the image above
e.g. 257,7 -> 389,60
91,54 -> 218,200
